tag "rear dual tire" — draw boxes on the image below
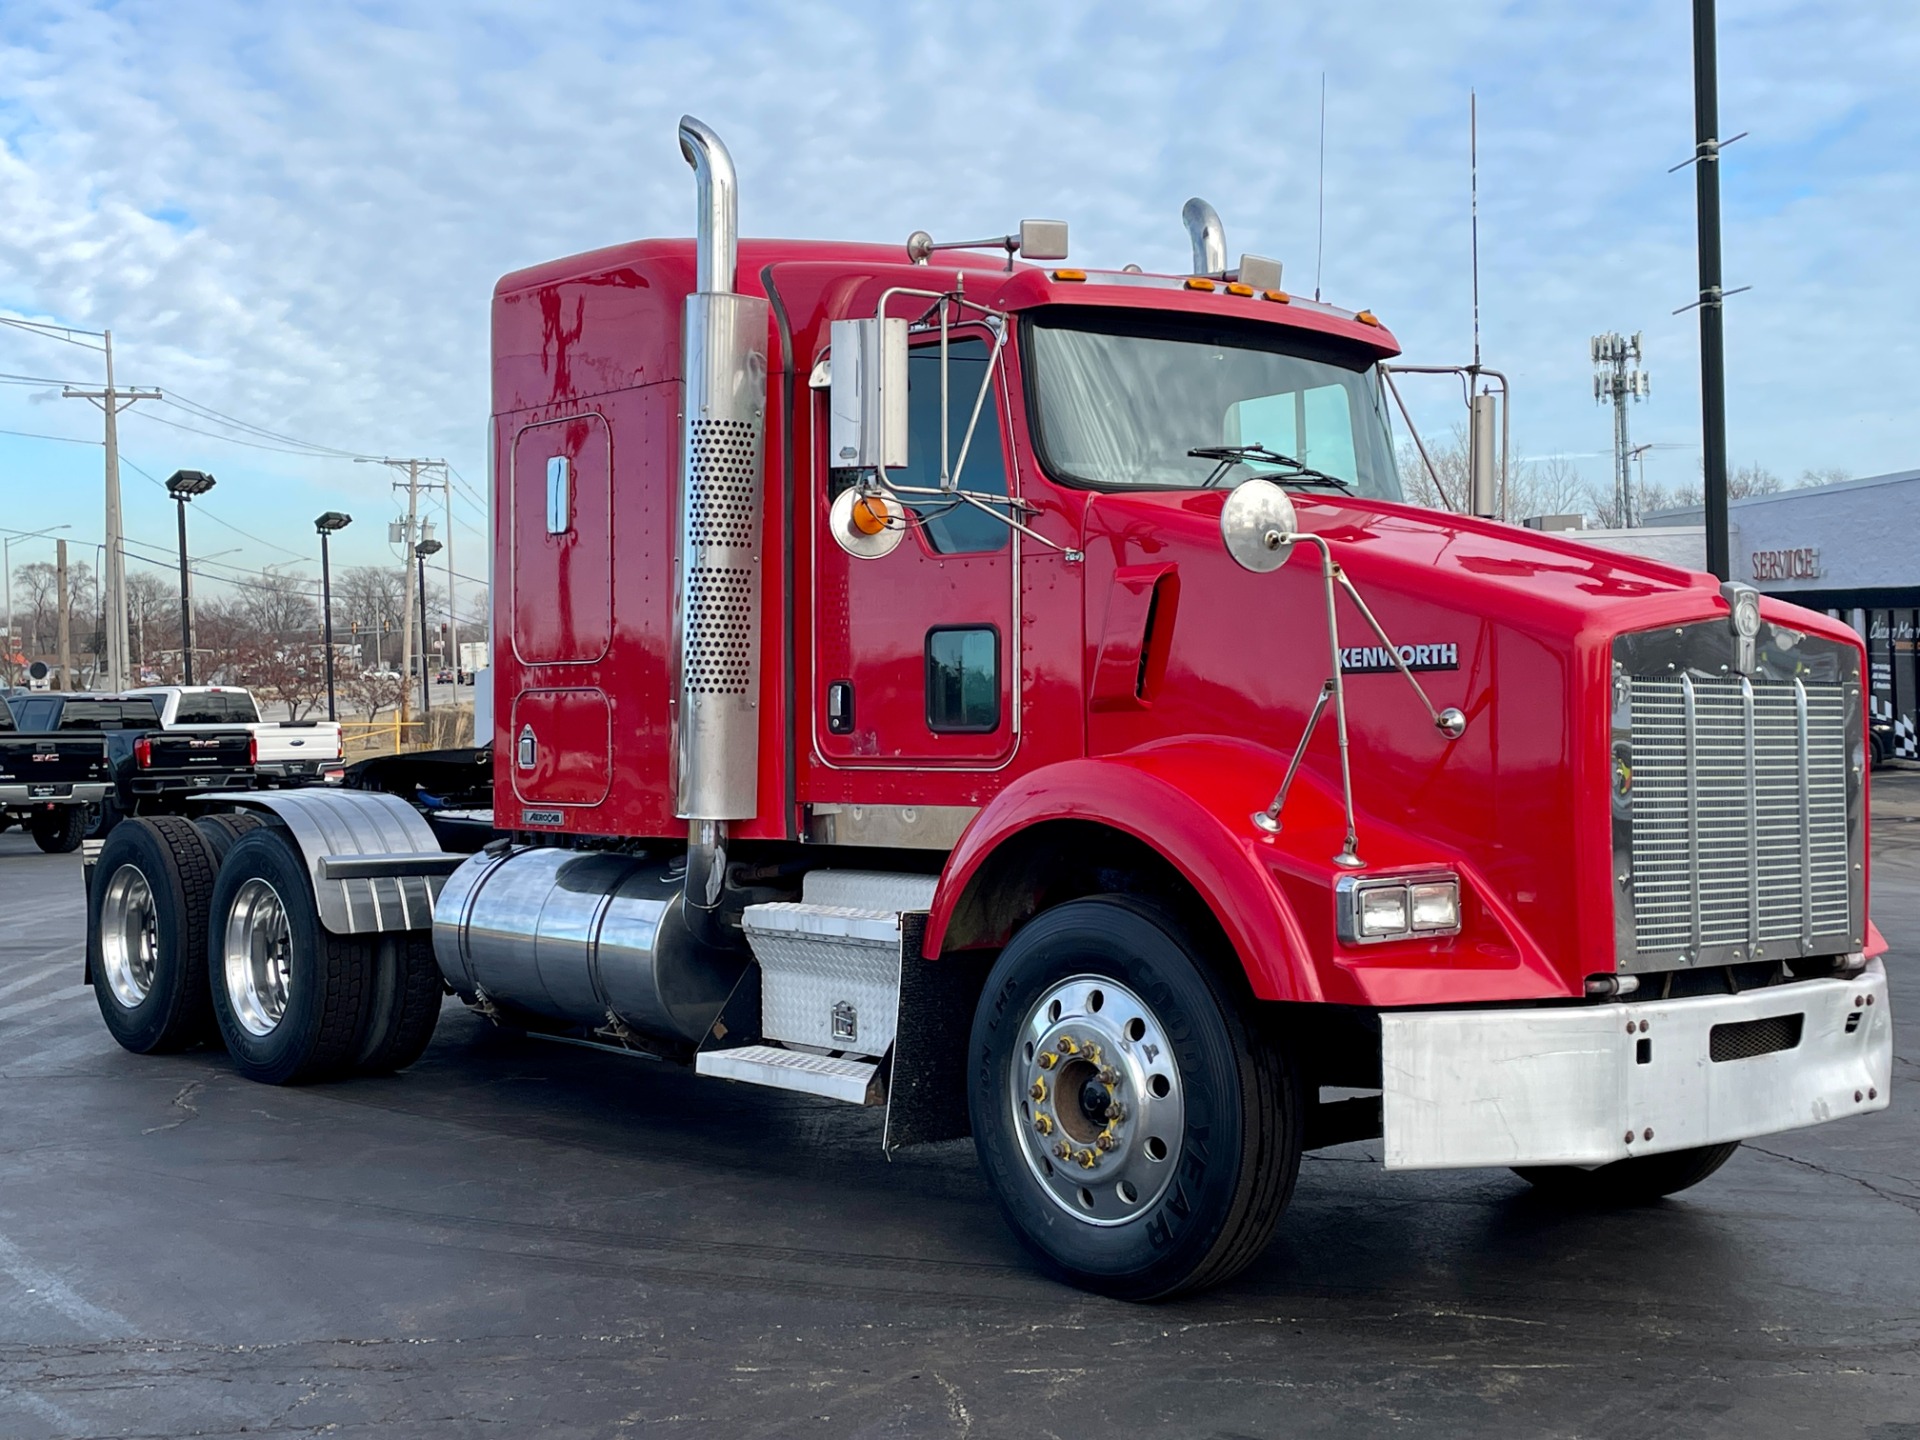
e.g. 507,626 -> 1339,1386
88,817 -> 222,1053
208,830 -> 442,1084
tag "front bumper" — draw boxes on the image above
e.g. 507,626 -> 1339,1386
1381,961 -> 1891,1170
0,781 -> 111,807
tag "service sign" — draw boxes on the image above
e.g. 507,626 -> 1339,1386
1751,547 -> 1820,581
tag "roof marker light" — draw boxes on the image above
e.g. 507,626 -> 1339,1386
1263,290 -> 1291,304
1356,310 -> 1382,326
1184,277 -> 1216,292
1225,282 -> 1255,297
1052,268 -> 1087,282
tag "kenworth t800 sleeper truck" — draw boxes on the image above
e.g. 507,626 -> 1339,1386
79,117 -> 1891,1298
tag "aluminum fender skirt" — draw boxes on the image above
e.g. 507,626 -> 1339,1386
214,788 -> 446,934
1381,961 -> 1892,1170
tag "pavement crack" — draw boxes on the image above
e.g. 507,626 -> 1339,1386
932,1370 -> 973,1437
1744,1142 -> 1920,1215
141,1081 -> 205,1135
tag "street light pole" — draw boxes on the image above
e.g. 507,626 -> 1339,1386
315,512 -> 353,722
414,538 -> 442,722
165,470 -> 216,684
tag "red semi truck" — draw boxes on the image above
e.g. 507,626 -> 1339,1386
80,117 -> 1891,1298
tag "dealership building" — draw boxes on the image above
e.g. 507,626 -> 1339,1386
1638,468 -> 1920,760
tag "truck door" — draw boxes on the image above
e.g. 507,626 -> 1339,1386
812,331 -> 1019,769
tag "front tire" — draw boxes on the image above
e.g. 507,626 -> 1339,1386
967,896 -> 1299,1300
87,817 -> 221,1053
31,806 -> 88,854
1515,1142 -> 1739,1205
208,829 -> 375,1085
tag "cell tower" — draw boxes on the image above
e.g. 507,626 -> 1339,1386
1592,332 -> 1651,526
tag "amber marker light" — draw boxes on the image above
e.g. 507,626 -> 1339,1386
1263,289 -> 1291,304
1184,277 -> 1216,291
1356,310 -> 1382,326
851,495 -> 890,536
1225,282 -> 1254,297
1052,268 -> 1087,282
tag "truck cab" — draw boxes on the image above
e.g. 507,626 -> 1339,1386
77,117 -> 1891,1301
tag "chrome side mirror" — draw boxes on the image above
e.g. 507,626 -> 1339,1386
1219,477 -> 1299,573
828,317 -> 907,471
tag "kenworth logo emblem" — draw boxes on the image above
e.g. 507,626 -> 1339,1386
1340,643 -> 1459,674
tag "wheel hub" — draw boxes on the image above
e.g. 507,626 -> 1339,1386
98,864 -> 159,1009
1010,975 -> 1185,1227
223,877 -> 293,1037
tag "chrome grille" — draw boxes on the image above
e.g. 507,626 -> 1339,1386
1628,674 -> 1850,957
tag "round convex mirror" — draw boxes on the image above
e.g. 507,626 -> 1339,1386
1219,478 -> 1299,573
829,485 -> 908,559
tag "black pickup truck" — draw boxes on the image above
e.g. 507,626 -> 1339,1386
0,697 -> 113,852
4,693 -> 256,835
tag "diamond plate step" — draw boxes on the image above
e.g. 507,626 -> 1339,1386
695,1044 -> 881,1104
801,869 -> 938,913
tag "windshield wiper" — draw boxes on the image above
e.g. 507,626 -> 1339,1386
1187,444 -> 1352,492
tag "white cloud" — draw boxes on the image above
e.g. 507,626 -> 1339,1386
0,0 -> 1914,582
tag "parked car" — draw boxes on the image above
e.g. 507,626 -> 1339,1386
6,693 -> 255,835
0,698 -> 112,852
131,686 -> 344,787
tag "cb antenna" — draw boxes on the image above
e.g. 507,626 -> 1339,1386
1470,89 -> 1481,369
1314,73 -> 1327,302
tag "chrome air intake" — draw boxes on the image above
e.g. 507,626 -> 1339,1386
1611,617 -> 1865,972
433,847 -> 745,1046
674,115 -> 769,821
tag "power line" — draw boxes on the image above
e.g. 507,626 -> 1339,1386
119,455 -> 311,560
0,316 -> 105,351
0,427 -> 100,445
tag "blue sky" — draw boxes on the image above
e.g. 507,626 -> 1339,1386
1,0 -> 1916,619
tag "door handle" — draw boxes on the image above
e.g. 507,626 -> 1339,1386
827,680 -> 854,735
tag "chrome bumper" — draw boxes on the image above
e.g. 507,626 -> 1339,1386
1381,960 -> 1891,1170
0,782 -> 111,806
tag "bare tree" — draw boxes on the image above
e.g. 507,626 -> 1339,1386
1798,465 -> 1851,489
126,571 -> 180,682
334,565 -> 407,670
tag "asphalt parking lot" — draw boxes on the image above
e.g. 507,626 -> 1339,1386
2,781 -> 1917,1439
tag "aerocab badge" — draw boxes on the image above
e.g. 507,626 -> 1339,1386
1339,642 -> 1459,674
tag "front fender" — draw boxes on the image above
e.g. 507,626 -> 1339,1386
925,740 -> 1324,1001
927,738 -> 1561,1007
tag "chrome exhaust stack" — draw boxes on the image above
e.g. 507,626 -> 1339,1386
675,115 -> 770,942
1183,197 -> 1227,276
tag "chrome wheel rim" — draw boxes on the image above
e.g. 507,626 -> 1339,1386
1009,975 -> 1186,1227
223,878 -> 293,1037
99,864 -> 159,1009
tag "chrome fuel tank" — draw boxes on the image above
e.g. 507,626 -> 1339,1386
433,847 -> 743,1046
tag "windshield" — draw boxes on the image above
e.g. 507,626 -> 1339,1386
1024,311 -> 1403,499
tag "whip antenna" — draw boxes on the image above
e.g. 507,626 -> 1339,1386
1315,73 -> 1327,302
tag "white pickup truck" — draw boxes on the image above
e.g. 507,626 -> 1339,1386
132,686 -> 344,786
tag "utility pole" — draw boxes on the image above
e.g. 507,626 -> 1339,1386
62,331 -> 160,691
55,540 -> 72,691
1690,0 -> 1733,579
354,456 -> 444,738
1591,332 -> 1650,526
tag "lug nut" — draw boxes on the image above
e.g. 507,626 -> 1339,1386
1077,1149 -> 1099,1169
1099,1066 -> 1121,1087
1054,1140 -> 1072,1160
1038,1051 -> 1058,1070
1030,1079 -> 1047,1102
1058,1036 -> 1078,1055
1106,1102 -> 1128,1123
1095,1133 -> 1115,1152
1034,1113 -> 1053,1136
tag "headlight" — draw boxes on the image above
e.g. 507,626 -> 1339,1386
1337,873 -> 1462,945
